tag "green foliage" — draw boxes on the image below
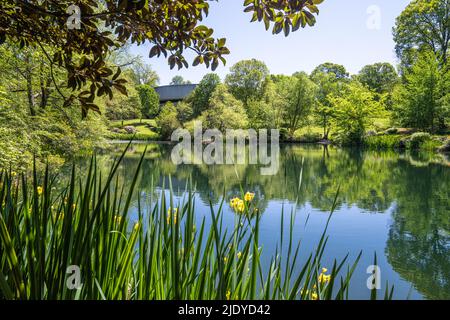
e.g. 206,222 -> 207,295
0,44 -> 108,168
129,57 -> 160,86
175,101 -> 193,124
202,84 -> 248,131
281,72 -> 318,136
156,102 -> 181,140
170,76 -> 191,85
0,105 -> 33,169
311,63 -> 349,80
409,132 -> 432,149
364,135 -> 403,150
330,81 -> 384,145
137,84 -> 160,118
190,73 -> 221,116
310,69 -> 347,139
392,51 -> 449,132
106,132 -> 159,141
225,59 -> 270,106
358,63 -> 398,94
105,71 -> 142,120
393,0 -> 450,69
246,98 -> 277,130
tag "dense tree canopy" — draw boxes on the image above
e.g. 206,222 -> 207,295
225,59 -> 270,106
202,84 -> 248,131
311,63 -> 349,80
393,0 -> 450,68
0,0 -> 324,116
310,68 -> 347,139
358,63 -> 398,94
170,76 -> 191,85
330,81 -> 383,144
137,84 -> 160,118
190,73 -> 221,117
393,51 -> 449,132
281,72 -> 317,136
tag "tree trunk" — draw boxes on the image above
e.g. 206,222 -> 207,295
25,54 -> 36,116
39,60 -> 51,109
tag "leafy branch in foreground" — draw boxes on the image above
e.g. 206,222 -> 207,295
0,0 -> 324,117
0,145 -> 391,300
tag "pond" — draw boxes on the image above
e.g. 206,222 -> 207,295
89,143 -> 449,300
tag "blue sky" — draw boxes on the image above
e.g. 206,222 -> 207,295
132,0 -> 411,85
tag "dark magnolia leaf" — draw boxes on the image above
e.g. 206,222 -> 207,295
211,58 -> 219,71
218,38 -> 226,48
283,20 -> 290,37
193,55 -> 202,66
244,5 -> 254,13
149,45 -> 159,58
113,84 -> 128,96
264,14 -> 270,30
112,67 -> 121,81
97,86 -> 106,97
105,86 -> 113,100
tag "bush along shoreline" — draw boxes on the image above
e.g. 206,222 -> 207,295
363,130 -> 449,154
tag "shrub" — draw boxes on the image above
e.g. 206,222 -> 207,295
137,84 -> 160,118
156,102 -> 181,140
364,135 -> 402,150
438,139 -> 450,152
409,132 -> 431,149
295,132 -> 322,143
106,132 -> 159,141
202,84 -> 248,131
175,101 -> 193,124
190,73 -> 221,117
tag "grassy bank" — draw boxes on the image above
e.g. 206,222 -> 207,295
0,144 -> 394,300
107,119 -> 160,141
364,132 -> 449,152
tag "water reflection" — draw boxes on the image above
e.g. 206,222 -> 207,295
85,143 -> 449,299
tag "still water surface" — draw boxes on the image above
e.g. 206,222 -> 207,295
89,143 -> 449,300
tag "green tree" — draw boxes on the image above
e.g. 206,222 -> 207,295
392,51 -> 449,132
311,63 -> 349,80
281,72 -> 318,137
358,63 -> 398,94
137,84 -> 160,118
202,84 -> 248,131
156,102 -> 180,140
105,87 -> 141,120
225,59 -> 270,106
129,58 -> 160,86
358,63 -> 399,110
175,101 -> 193,124
393,0 -> 450,69
246,98 -> 277,130
310,70 -> 345,139
190,73 -> 221,116
329,81 -> 383,144
0,0 -> 323,116
170,76 -> 191,85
